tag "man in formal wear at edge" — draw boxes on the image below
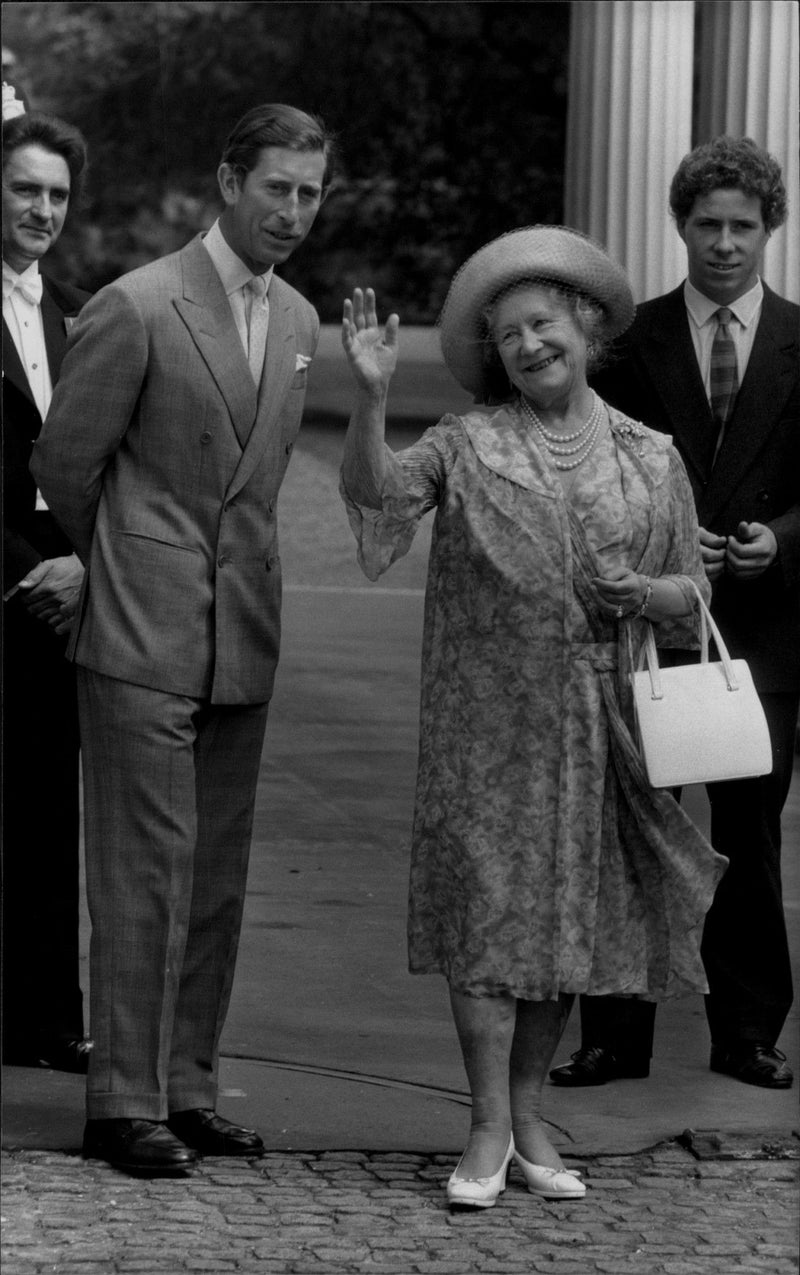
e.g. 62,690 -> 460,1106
32,103 -> 335,1175
549,136 -> 799,1092
2,92 -> 94,1074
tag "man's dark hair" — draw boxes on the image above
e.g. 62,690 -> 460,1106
669,135 -> 787,233
2,111 -> 89,206
220,103 -> 337,192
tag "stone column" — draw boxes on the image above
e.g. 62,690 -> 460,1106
564,0 -> 696,301
695,0 -> 799,302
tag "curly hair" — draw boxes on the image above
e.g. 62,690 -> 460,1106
669,136 -> 787,233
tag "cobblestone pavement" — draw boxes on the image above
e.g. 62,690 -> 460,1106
2,1142 -> 797,1275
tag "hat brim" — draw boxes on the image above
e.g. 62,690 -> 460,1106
438,225 -> 635,398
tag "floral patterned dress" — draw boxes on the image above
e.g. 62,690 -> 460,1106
342,400 -> 728,1001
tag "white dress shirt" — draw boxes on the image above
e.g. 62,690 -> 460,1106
3,260 -> 53,510
201,219 -> 273,356
3,260 -> 53,422
683,277 -> 763,398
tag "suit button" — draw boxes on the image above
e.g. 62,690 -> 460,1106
285,442 -> 293,455
200,431 -> 212,444
266,556 -> 278,571
218,555 -> 230,568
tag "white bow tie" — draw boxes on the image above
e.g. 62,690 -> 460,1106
2,269 -> 43,306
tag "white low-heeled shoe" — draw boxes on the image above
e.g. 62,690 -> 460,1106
513,1150 -> 586,1199
446,1135 -> 515,1209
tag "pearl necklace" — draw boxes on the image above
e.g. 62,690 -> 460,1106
520,394 -> 603,470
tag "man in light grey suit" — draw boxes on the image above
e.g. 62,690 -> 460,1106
32,103 -> 335,1175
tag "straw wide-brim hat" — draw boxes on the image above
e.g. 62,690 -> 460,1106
438,225 -> 635,398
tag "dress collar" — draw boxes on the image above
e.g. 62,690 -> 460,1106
462,400 -> 666,495
683,276 -> 763,329
2,259 -> 42,304
201,219 -> 273,297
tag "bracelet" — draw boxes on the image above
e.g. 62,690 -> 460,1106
632,576 -> 653,619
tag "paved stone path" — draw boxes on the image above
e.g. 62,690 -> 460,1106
2,1142 -> 797,1275
4,425 -> 797,1275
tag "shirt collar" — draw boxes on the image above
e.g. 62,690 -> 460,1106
683,276 -> 763,329
202,219 -> 273,297
2,258 -> 42,302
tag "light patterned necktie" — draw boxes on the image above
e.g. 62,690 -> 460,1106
246,274 -> 269,387
709,306 -> 739,462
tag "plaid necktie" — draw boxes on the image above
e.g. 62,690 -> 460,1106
709,307 -> 738,461
246,275 -> 269,387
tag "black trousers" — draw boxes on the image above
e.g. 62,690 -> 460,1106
2,597 -> 85,1057
578,689 -> 798,1056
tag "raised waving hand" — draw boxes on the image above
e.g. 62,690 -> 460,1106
342,287 -> 400,394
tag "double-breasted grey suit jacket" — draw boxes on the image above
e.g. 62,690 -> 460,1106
593,283 -> 800,694
31,235 -> 319,704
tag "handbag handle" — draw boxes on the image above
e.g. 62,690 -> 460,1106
636,579 -> 741,700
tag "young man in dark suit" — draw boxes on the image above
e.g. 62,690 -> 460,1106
2,102 -> 92,1072
551,135 -> 799,1091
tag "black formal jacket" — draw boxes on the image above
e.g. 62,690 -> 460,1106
592,283 -> 800,693
3,273 -> 90,596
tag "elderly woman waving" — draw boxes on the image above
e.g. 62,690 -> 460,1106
341,228 -> 727,1210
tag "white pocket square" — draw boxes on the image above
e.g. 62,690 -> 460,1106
295,353 -> 312,372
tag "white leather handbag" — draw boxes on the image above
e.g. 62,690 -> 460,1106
632,581 -> 772,788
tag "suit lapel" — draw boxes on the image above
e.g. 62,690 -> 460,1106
4,280 -> 83,410
636,289 -> 718,487
173,236 -> 257,448
702,289 -> 798,520
41,283 -> 70,383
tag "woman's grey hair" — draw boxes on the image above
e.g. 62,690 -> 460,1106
479,278 -> 611,402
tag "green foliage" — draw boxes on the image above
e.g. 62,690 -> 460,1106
4,0 -> 569,320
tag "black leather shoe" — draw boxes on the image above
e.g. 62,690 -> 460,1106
83,1118 -> 198,1175
3,1037 -> 94,1075
167,1108 -> 265,1156
549,1045 -> 650,1086
710,1044 -> 793,1089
